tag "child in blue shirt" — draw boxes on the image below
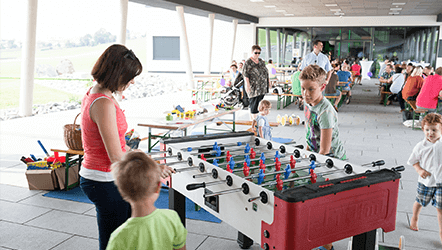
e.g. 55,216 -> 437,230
251,100 -> 272,140
336,64 -> 353,104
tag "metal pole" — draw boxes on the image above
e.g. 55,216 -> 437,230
176,6 -> 194,89
117,0 -> 128,45
266,28 -> 271,61
230,19 -> 238,64
276,29 -> 281,66
19,0 -> 38,117
282,30 -> 288,66
205,13 -> 215,75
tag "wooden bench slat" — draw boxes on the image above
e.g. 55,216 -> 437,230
216,120 -> 279,127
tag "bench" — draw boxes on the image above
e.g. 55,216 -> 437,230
405,100 -> 428,130
271,93 -> 301,110
50,149 -> 83,190
381,91 -> 394,106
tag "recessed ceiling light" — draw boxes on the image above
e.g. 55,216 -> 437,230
392,3 -> 405,5
334,12 -> 344,15
325,4 -> 338,7
275,9 -> 287,12
389,12 -> 400,14
390,8 -> 402,10
284,14 -> 295,16
250,0 -> 264,2
264,5 -> 276,8
330,9 -> 341,11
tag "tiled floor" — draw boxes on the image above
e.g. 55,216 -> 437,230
1,78 -> 441,249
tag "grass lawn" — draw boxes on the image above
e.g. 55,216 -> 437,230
0,37 -> 146,109
0,79 -> 82,109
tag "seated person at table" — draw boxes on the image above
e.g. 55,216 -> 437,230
379,64 -> 395,105
291,64 -> 303,110
336,64 -> 353,104
402,66 -> 424,102
351,60 -> 362,85
389,65 -> 406,110
423,66 -> 434,78
229,64 -> 240,86
107,151 -> 187,250
324,63 -> 342,111
416,67 -> 442,114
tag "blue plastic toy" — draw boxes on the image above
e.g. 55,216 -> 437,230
258,169 -> 265,185
244,143 -> 250,153
284,165 -> 291,179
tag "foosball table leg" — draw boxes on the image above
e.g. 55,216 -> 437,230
237,231 -> 254,249
169,188 -> 186,227
352,229 -> 376,250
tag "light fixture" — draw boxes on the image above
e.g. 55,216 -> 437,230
284,14 -> 295,16
389,12 -> 400,15
325,4 -> 338,7
275,9 -> 287,12
264,5 -> 276,8
334,12 -> 344,15
250,0 -> 264,2
390,8 -> 402,10
392,2 -> 406,5
330,9 -> 341,11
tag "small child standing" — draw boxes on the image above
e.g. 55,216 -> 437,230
107,151 -> 187,250
251,100 -> 272,140
407,113 -> 442,243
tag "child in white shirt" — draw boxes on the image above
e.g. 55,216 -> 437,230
407,113 -> 442,243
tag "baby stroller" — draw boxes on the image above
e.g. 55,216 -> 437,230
220,73 -> 249,107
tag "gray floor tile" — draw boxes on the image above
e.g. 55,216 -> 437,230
50,236 -> 98,250
25,210 -> 98,239
186,219 -> 237,241
0,184 -> 43,202
186,232 -> 209,250
0,200 -> 51,223
195,236 -> 262,250
83,207 -> 96,217
0,159 -> 22,169
0,221 -> 71,250
383,212 -> 442,250
19,194 -> 94,214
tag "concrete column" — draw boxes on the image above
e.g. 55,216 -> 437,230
19,0 -> 38,117
176,6 -> 194,89
265,28 -> 271,61
415,33 -> 419,61
117,0 -> 128,45
282,30 -> 288,66
292,33 -> 296,62
251,23 -> 257,45
425,29 -> 431,63
205,13 -> 215,75
230,19 -> 238,64
303,40 -> 308,57
276,29 -> 281,66
428,27 -> 437,66
419,30 -> 426,62
436,26 -> 442,69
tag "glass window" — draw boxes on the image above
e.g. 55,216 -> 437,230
373,27 -> 405,63
153,36 -> 180,60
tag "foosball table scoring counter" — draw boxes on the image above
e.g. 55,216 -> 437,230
150,131 -> 403,250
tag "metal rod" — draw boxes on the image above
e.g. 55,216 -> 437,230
183,141 -> 250,152
146,151 -> 167,155
248,196 -> 260,202
193,173 -> 212,178
158,161 -> 186,166
175,166 -> 197,173
203,187 -> 243,198
245,163 -> 325,180
151,155 -> 178,161
205,180 -> 226,186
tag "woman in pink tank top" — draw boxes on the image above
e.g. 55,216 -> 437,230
79,45 -> 175,250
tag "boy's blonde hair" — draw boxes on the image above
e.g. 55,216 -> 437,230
258,99 -> 271,111
421,113 -> 442,129
111,151 -> 161,202
299,64 -> 327,85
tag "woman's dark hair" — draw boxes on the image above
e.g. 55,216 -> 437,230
394,64 -> 402,74
91,44 -> 142,93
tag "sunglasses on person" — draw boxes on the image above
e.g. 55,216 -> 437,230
254,52 -> 261,55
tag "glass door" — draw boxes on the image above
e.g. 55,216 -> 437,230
340,40 -> 372,60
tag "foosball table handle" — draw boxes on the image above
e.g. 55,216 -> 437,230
392,166 -> 405,172
187,183 -> 206,190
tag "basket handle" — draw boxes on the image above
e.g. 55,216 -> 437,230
73,113 -> 81,125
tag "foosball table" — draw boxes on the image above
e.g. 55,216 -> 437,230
151,131 -> 403,250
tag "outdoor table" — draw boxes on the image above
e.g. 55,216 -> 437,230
360,61 -> 373,80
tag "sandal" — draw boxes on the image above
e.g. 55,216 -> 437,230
346,96 -> 351,104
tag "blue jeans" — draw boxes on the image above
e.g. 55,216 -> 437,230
80,177 -> 131,250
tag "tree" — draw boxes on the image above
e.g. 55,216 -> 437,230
94,28 -> 116,45
80,34 -> 92,46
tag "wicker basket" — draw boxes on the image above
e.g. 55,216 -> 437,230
64,113 -> 83,150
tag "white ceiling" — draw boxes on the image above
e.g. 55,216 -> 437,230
199,0 -> 442,17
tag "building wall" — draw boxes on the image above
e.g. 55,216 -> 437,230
145,7 -> 256,73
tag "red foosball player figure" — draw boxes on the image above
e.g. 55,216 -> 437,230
226,151 -> 231,162
226,165 -> 233,173
310,169 -> 317,184
243,162 -> 250,177
275,158 -> 281,171
276,174 -> 283,191
289,155 -> 296,169
200,154 -> 206,161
